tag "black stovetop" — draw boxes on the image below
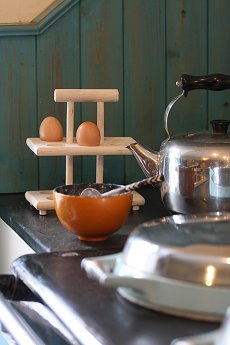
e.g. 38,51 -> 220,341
11,250 -> 220,345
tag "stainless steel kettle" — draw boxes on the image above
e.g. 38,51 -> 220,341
127,74 -> 230,214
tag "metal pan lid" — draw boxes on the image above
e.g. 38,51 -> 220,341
120,212 -> 230,287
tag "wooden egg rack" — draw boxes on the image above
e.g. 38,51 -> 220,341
25,89 -> 145,215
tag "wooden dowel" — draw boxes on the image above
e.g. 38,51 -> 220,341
54,89 -> 119,103
66,155 -> 73,184
96,101 -> 104,183
66,101 -> 74,144
97,102 -> 104,144
66,101 -> 74,185
96,155 -> 104,183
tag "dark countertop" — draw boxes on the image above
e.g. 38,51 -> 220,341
0,187 -> 169,253
0,187 -> 221,345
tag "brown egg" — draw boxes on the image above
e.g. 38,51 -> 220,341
39,116 -> 63,142
76,121 -> 101,146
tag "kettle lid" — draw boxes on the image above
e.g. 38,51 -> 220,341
168,119 -> 230,146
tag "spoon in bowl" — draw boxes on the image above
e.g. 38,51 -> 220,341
80,175 -> 164,197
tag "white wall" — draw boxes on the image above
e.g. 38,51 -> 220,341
0,219 -> 34,273
0,0 -> 58,24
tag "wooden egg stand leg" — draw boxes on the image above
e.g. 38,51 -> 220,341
66,101 -> 74,185
39,209 -> 48,216
96,101 -> 104,183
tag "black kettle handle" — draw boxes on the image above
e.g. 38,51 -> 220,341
177,74 -> 230,97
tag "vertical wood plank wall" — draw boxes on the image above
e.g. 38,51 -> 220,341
1,0 -> 230,193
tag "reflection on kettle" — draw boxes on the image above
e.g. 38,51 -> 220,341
210,167 -> 230,198
178,166 -> 208,198
179,166 -> 195,198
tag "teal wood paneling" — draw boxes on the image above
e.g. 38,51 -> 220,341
0,36 -> 37,192
80,0 -> 124,183
166,0 -> 208,137
124,0 -> 166,181
208,0 -> 230,125
2,0 -> 230,193
37,3 -> 81,189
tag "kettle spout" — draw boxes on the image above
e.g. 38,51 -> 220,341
126,142 -> 160,178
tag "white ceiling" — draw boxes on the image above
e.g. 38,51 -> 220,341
0,0 -> 59,24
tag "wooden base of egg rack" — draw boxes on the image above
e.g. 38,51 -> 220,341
25,89 -> 145,215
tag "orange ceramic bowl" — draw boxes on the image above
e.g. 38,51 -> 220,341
53,183 -> 133,241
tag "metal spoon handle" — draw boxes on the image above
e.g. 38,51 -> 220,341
101,175 -> 164,197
